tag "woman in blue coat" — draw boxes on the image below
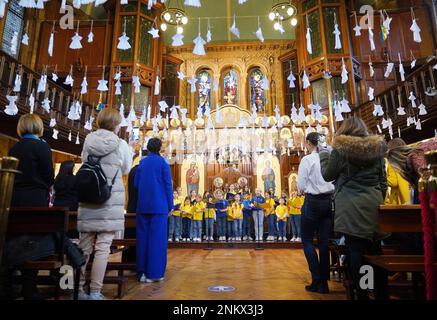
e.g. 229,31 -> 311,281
134,138 -> 173,282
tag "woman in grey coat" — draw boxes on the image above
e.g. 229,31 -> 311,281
77,108 -> 132,300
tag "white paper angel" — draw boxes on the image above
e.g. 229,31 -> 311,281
132,75 -> 141,93
49,118 -> 57,127
410,18 -> 422,43
397,105 -> 406,116
411,59 -> 417,69
3,95 -> 18,116
41,98 -> 51,113
341,58 -> 348,84
184,0 -> 201,7
148,26 -> 160,39
67,102 -> 80,120
415,118 -> 422,130
115,79 -> 122,95
180,108 -> 188,123
13,74 -> 21,92
37,74 -> 47,93
419,103 -> 427,115
369,61 -> 375,77
340,97 -> 351,113
29,91 -> 35,113
78,76 -> 87,96
177,71 -> 186,80
382,11 -> 392,38
187,75 -> 197,93
334,101 -> 344,122
75,132 -> 80,145
88,23 -> 94,43
48,31 -> 54,57
97,78 -> 108,91
409,92 -> 417,108
288,71 -> 296,88
368,87 -> 375,101
255,27 -> 264,43
52,72 -> 58,82
117,32 -> 131,50
170,105 -> 179,119
353,23 -> 361,36
64,73 -> 74,87
69,31 -> 82,49
119,104 -> 128,127
373,103 -> 384,117
10,31 -> 18,55
368,26 -> 375,51
158,100 -> 168,112
68,131 -> 72,142
384,62 -> 394,78
171,33 -> 184,46
398,53 -> 405,82
406,116 -> 415,127
193,33 -> 206,56
146,104 -> 151,121
21,32 -> 29,46
306,27 -> 312,54
302,71 -> 310,89
206,21 -> 212,43
52,128 -> 59,140
127,105 -> 137,122
333,23 -> 342,50
154,75 -> 160,95
230,15 -> 240,39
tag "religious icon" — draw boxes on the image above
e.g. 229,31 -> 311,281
289,173 -> 298,193
261,160 -> 276,195
197,70 -> 211,112
213,176 -> 224,188
238,176 -> 248,188
250,69 -> 266,112
186,162 -> 200,195
223,70 -> 238,104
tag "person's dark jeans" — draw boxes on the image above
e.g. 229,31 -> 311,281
301,194 -> 333,282
182,217 -> 191,239
217,216 -> 227,237
267,214 -> 277,236
344,235 -> 388,300
242,211 -> 251,237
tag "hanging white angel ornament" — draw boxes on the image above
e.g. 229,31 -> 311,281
49,118 -> 57,127
21,32 -> 29,46
69,23 -> 82,49
146,104 -> 151,121
184,0 -> 201,7
368,26 -> 376,51
148,26 -> 160,39
115,79 -> 122,95
255,23 -> 264,43
230,15 -> 240,39
341,58 -> 348,84
132,75 -> 141,93
147,0 -> 157,9
409,92 -> 417,108
41,98 -> 51,113
302,71 -> 311,89
193,33 -> 206,56
87,21 -> 94,43
127,105 -> 137,122
37,74 -> 47,93
29,91 -> 35,113
177,71 -> 186,81
415,118 -> 422,130
68,130 -> 72,142
410,11 -> 422,43
306,26 -> 312,54
119,104 -> 128,127
13,74 -> 21,92
353,12 -> 361,36
48,29 -> 54,57
180,108 -> 188,124
117,22 -> 131,50
369,61 -> 375,78
4,95 -> 18,116
52,129 -> 59,140
368,87 -> 375,101
187,75 -> 197,93
154,74 -> 160,95
64,69 -> 74,87
52,71 -> 58,82
298,104 -> 306,122
340,97 -> 351,113
172,33 -> 184,46
373,103 -> 384,117
75,132 -> 80,145
334,101 -> 344,122
10,31 -> 18,55
384,62 -> 394,78
206,18 -> 212,42
287,69 -> 296,88
97,78 -> 108,91
170,105 -> 179,119
333,16 -> 342,49
158,101 -> 168,112
81,76 -> 88,95
398,53 -> 405,82
419,103 -> 427,115
397,105 -> 406,116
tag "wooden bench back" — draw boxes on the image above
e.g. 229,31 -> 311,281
378,205 -> 427,233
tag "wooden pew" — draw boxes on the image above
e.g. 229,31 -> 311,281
363,204 -> 435,300
7,207 -> 80,300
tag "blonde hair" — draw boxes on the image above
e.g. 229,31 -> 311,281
97,108 -> 122,132
17,113 -> 44,138
387,146 -> 418,184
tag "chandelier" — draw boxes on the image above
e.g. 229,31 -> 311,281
160,0 -> 189,34
268,1 -> 298,28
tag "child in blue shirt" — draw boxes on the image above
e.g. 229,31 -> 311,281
215,192 -> 229,241
250,188 -> 266,241
241,193 -> 252,241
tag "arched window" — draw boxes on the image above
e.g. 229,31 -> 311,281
197,69 -> 212,112
249,68 -> 266,112
222,69 -> 238,105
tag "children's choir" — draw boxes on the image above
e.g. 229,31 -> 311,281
167,186 -> 304,243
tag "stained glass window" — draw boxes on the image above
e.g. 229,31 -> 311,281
197,70 -> 211,112
223,70 -> 238,105
307,10 -> 322,59
249,68 -> 266,113
1,0 -> 25,59
138,17 -> 153,66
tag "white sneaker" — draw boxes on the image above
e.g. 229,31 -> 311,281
146,277 -> 164,283
296,237 -> 301,242
139,274 -> 147,283
168,238 -> 173,242
243,236 -> 247,241
278,237 -> 282,241
198,238 -> 202,243
77,290 -> 90,300
249,237 -> 254,241
290,237 -> 296,242
89,292 -> 107,300
209,236 -> 214,241
175,238 -> 180,242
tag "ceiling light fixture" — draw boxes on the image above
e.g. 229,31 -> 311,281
160,1 -> 189,32
269,1 -> 298,29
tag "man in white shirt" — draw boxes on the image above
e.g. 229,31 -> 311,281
297,132 -> 335,294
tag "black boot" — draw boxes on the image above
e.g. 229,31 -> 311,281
317,280 -> 330,294
305,280 -> 319,292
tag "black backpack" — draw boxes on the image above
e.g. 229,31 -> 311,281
75,155 -> 119,204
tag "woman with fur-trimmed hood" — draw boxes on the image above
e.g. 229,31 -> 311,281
319,117 -> 387,300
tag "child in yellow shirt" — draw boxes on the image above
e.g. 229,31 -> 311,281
168,191 -> 182,242
231,194 -> 244,241
191,195 -> 205,242
181,198 -> 193,242
289,193 -> 304,242
265,192 -> 277,241
204,195 -> 216,241
275,197 -> 288,241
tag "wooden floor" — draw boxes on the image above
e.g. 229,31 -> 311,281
103,249 -> 346,300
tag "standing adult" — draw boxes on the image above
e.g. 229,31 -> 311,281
297,132 -> 335,294
7,113 -> 54,300
53,160 -> 78,211
135,138 -> 173,283
250,188 -> 266,241
319,117 -> 387,300
78,108 -> 132,300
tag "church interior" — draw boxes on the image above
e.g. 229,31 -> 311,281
0,0 -> 437,303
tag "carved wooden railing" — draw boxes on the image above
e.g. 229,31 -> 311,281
0,50 -> 95,147
354,56 -> 437,140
